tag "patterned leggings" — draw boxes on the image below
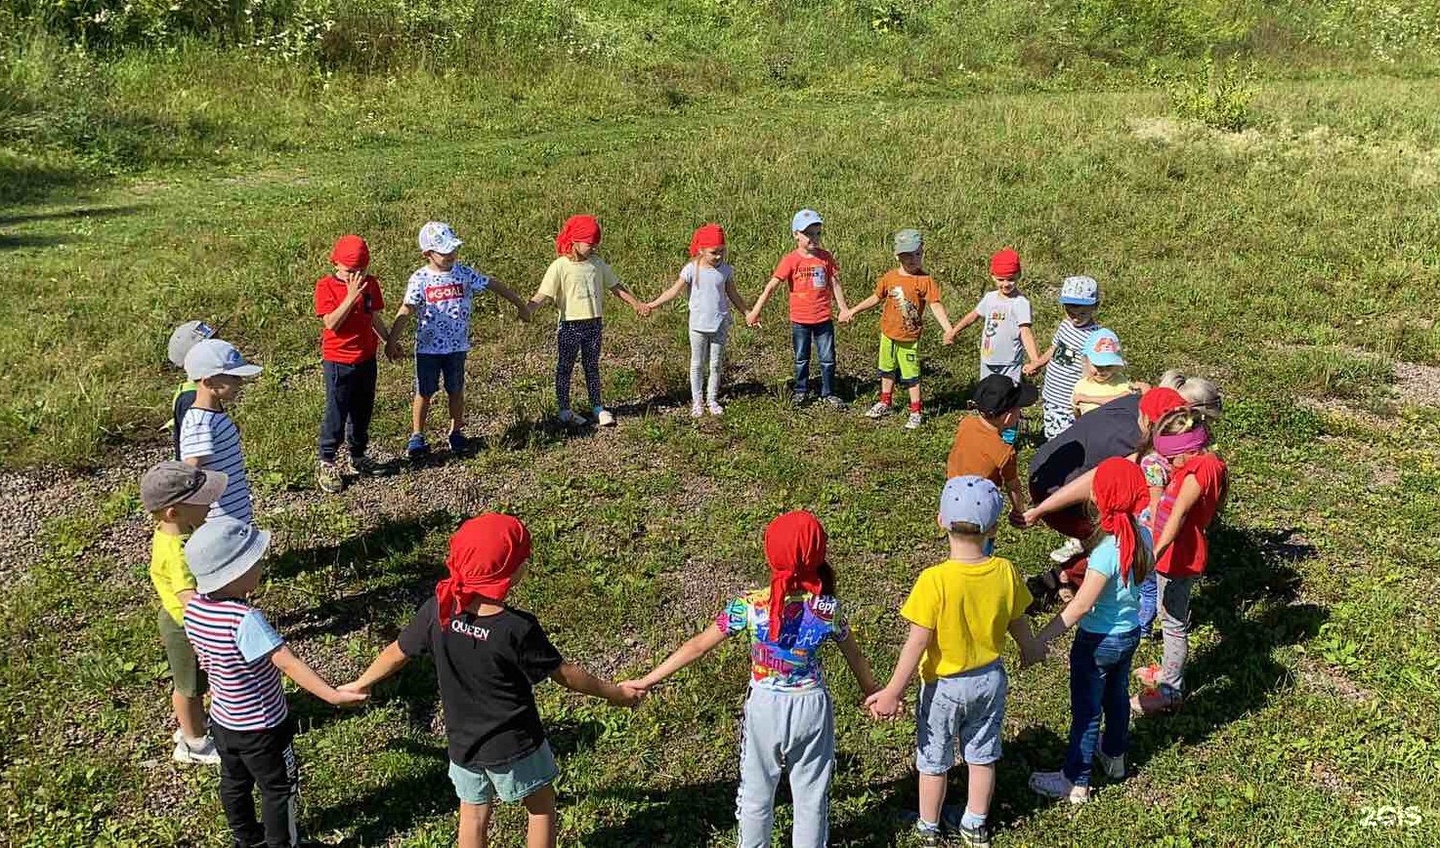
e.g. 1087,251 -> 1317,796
556,318 -> 603,412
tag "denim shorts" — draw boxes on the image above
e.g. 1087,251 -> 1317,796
449,742 -> 557,805
415,351 -> 466,397
915,659 -> 1008,773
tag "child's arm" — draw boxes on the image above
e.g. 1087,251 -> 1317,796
863,623 -> 933,719
1020,324 -> 1042,367
747,278 -> 782,326
1025,343 -> 1056,375
609,282 -> 652,317
623,626 -> 729,691
271,646 -> 368,706
338,641 -> 410,693
831,277 -> 849,315
388,304 -> 414,351
724,277 -> 751,315
842,294 -> 882,323
321,276 -> 367,332
551,661 -> 644,707
647,276 -> 688,311
1005,476 -> 1028,523
1008,616 -> 1045,668
1034,566 -> 1110,645
944,309 -> 981,344
927,302 -> 955,339
834,631 -> 881,697
486,279 -> 531,318
1152,476 -> 1202,561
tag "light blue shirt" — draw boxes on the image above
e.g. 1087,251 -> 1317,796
235,610 -> 286,663
1077,529 -> 1151,635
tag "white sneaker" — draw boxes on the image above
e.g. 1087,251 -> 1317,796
173,735 -> 221,765
596,409 -> 616,427
1095,750 -> 1126,780
691,403 -> 705,418
904,411 -> 924,430
706,401 -> 724,416
1049,537 -> 1084,563
1029,770 -> 1090,804
559,409 -> 589,426
865,401 -> 893,419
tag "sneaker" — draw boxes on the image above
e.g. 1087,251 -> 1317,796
905,411 -> 924,430
316,461 -> 343,494
1095,750 -> 1126,781
596,409 -> 616,427
350,454 -> 376,477
558,409 -> 589,427
1132,685 -> 1182,716
1049,537 -> 1084,563
940,807 -> 991,846
172,735 -> 221,765
691,403 -> 705,418
448,430 -> 467,453
865,401 -> 893,419
913,820 -> 942,847
706,401 -> 724,417
791,392 -> 809,407
405,433 -> 430,459
820,394 -> 847,409
1029,770 -> 1090,804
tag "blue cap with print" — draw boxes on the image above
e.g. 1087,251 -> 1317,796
939,475 -> 1005,533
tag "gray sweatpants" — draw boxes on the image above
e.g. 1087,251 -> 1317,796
689,321 -> 730,405
1157,572 -> 1194,692
737,686 -> 835,848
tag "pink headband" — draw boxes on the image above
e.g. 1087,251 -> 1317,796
1155,426 -> 1210,459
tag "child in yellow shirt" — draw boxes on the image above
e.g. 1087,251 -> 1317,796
1072,328 -> 1135,416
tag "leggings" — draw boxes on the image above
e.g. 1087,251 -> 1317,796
689,321 -> 730,405
557,319 -> 603,412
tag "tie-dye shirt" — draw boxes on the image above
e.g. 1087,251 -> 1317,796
715,589 -> 849,692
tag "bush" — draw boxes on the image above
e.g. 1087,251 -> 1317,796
1166,51 -> 1257,131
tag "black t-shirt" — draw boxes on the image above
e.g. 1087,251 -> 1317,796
398,597 -> 565,768
1028,394 -> 1142,498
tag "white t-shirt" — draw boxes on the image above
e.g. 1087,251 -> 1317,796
403,264 -> 493,355
679,261 -> 734,333
179,408 -> 252,524
975,291 -> 1033,366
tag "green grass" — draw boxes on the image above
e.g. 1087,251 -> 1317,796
3,35 -> 1440,848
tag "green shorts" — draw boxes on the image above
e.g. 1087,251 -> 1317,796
449,742 -> 558,805
878,335 -> 921,386
158,607 -> 207,698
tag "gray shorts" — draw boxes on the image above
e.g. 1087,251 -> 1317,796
915,659 -> 1007,773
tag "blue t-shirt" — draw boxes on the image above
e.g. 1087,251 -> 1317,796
1077,529 -> 1151,635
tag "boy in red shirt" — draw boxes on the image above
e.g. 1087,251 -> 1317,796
314,235 -> 395,493
747,209 -> 849,407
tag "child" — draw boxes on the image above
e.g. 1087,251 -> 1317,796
391,221 -> 529,458
1133,388 -> 1191,639
944,374 -> 1039,525
167,319 -> 216,460
314,234 -> 394,493
622,510 -> 879,848
839,228 -> 954,429
1028,458 -> 1152,804
527,215 -> 651,427
1071,328 -> 1134,417
746,209 -> 849,407
183,517 -> 366,847
645,223 -> 749,417
945,248 -> 1040,382
1133,407 -> 1229,716
865,477 -> 1040,846
180,339 -> 262,524
342,513 -> 642,848
142,460 -> 228,765
1023,275 -> 1101,439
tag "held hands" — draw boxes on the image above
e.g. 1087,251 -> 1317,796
384,340 -> 404,362
613,680 -> 651,708
838,309 -> 854,324
634,303 -> 654,318
1022,361 -> 1041,376
1019,507 -> 1044,528
943,327 -> 958,346
1019,640 -> 1048,670
863,687 -> 904,721
328,684 -> 369,708
1008,509 -> 1028,529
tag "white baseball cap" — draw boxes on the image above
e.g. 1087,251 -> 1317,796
1059,275 -> 1100,306
791,209 -> 823,233
184,339 -> 262,381
168,320 -> 216,368
418,221 -> 463,254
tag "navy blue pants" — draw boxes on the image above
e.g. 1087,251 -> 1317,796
319,358 -> 377,462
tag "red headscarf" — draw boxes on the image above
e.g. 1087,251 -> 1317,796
762,511 -> 827,640
1140,387 -> 1188,425
989,248 -> 1021,277
436,513 -> 532,626
1092,458 -> 1150,585
555,215 -> 602,256
689,223 -> 726,257
329,235 -> 370,270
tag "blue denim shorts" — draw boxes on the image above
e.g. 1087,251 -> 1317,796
915,659 -> 1008,773
449,742 -> 557,805
415,351 -> 466,397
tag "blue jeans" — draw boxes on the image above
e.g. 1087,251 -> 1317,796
1064,627 -> 1141,786
1138,570 -> 1158,633
791,320 -> 836,397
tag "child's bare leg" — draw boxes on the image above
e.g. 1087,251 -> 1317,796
907,384 -> 922,407
880,376 -> 896,399
458,800 -> 492,848
448,388 -> 465,433
412,394 -> 431,436
965,762 -> 996,819
918,772 -> 947,826
173,691 -> 206,739
522,784 -> 557,848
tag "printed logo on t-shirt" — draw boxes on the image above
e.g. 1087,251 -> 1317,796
890,285 -> 922,335
425,282 -> 466,303
809,266 -> 828,289
451,619 -> 491,641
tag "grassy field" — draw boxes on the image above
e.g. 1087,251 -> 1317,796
4,12 -> 1440,847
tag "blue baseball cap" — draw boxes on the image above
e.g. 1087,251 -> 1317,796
1085,328 -> 1126,367
1059,275 -> 1100,306
939,476 -> 1005,533
791,209 -> 823,233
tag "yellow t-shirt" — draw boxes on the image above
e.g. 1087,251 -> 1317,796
538,255 -> 621,322
1072,378 -> 1133,416
149,529 -> 195,624
900,556 -> 1032,682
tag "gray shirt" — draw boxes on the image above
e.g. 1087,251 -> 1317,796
975,290 -> 1033,366
680,261 -> 734,333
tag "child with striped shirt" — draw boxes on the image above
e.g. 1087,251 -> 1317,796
180,340 -> 262,524
183,518 -> 366,848
1025,276 -> 1102,440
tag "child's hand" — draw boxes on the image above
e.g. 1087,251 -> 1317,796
384,340 -> 403,362
838,309 -> 852,324
345,272 -> 366,299
1019,641 -> 1048,669
610,682 -> 646,708
745,311 -> 761,328
1023,361 -> 1041,376
943,328 -> 957,346
328,688 -> 369,708
864,688 -> 903,720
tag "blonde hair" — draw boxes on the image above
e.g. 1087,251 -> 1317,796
1160,369 -> 1222,421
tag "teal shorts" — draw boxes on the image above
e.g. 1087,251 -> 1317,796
449,741 -> 557,805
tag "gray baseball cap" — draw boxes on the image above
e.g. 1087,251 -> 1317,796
184,518 -> 272,595
168,320 -> 216,368
893,229 -> 923,254
184,339 -> 262,382
939,475 -> 1005,533
140,461 -> 228,513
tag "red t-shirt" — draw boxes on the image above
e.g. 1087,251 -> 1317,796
1155,452 -> 1228,579
773,249 -> 839,324
314,275 -> 385,364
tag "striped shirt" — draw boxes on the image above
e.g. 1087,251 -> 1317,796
1041,319 -> 1099,409
183,595 -> 288,731
179,407 -> 253,523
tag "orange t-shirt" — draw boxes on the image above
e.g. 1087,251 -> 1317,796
946,415 -> 1018,487
773,249 -> 839,324
874,269 -> 939,343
